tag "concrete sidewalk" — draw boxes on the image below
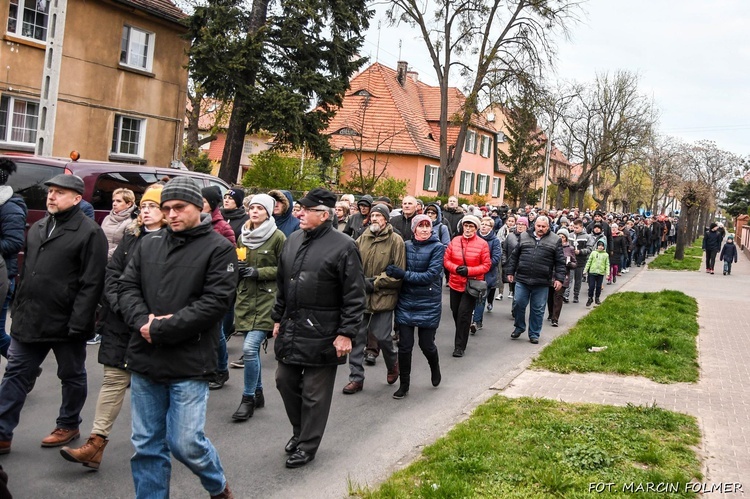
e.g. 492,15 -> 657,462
500,251 -> 750,497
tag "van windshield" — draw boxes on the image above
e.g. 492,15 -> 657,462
92,172 -> 160,210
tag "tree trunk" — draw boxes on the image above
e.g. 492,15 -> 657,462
216,0 -> 270,184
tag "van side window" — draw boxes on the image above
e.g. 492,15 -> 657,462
92,172 -> 159,210
7,162 -> 60,211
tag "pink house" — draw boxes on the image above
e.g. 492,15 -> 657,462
326,62 -> 506,203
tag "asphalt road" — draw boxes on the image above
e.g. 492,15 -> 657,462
0,277 -> 626,498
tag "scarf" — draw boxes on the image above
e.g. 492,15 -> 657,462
241,218 -> 277,249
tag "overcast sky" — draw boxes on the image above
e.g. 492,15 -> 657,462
362,0 -> 750,159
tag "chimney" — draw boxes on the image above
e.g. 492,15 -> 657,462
396,61 -> 408,87
406,70 -> 419,83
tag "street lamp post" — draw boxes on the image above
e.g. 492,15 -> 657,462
541,133 -> 552,210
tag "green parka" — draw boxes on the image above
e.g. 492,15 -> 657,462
235,228 -> 286,332
356,224 -> 406,313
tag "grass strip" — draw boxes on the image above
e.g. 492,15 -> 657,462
532,291 -> 699,383
351,397 -> 702,498
648,253 -> 702,271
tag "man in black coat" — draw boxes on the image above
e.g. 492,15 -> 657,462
389,196 -> 418,243
0,174 -> 107,454
118,177 -> 237,498
442,196 -> 464,238
272,187 -> 365,468
507,216 -> 566,344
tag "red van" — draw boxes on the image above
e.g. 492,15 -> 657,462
2,153 -> 230,228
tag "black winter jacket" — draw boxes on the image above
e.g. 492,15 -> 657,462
0,188 -> 27,278
221,207 -> 249,241
272,221 -> 366,367
703,229 -> 722,252
11,205 -> 107,342
508,229 -> 567,287
119,215 -> 238,382
98,230 -> 156,369
390,212 -> 416,243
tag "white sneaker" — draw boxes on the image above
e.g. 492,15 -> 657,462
507,293 -> 514,299
87,334 -> 101,345
495,294 -> 503,301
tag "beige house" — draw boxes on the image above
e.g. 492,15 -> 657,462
1,0 -> 189,166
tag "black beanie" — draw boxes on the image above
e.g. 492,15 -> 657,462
202,186 -> 223,211
226,187 -> 245,207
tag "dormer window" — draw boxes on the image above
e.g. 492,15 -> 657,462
354,90 -> 372,97
335,127 -> 359,136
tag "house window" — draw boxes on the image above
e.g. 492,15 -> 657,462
242,138 -> 254,155
111,114 -> 145,157
422,165 -> 439,192
0,95 -> 39,144
464,130 -> 477,154
459,171 -> 475,195
492,177 -> 502,198
497,131 -> 506,143
479,135 -> 492,158
475,173 -> 489,195
120,25 -> 154,71
7,0 -> 49,41
354,89 -> 372,97
334,127 -> 359,136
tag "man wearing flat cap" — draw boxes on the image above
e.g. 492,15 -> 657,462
0,174 -> 107,454
118,176 -> 237,498
272,187 -> 366,468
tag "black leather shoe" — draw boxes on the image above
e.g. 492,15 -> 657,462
452,348 -> 464,358
284,436 -> 299,454
510,330 -> 522,339
286,449 -> 315,468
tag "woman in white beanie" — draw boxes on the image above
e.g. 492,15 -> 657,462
231,194 -> 286,421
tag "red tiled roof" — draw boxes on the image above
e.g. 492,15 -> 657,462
327,63 -> 495,159
112,0 -> 187,24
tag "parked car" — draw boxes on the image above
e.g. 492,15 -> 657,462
2,153 -> 230,227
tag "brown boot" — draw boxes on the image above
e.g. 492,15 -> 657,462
60,434 -> 108,469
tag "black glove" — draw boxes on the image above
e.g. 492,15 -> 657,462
385,264 -> 406,279
456,265 -> 469,277
239,266 -> 259,279
364,277 -> 375,293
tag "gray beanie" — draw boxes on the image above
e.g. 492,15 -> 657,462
370,203 -> 391,221
248,193 -> 275,218
161,177 -> 203,209
557,228 -> 570,241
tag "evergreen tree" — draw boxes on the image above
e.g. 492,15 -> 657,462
186,0 -> 371,183
722,178 -> 750,217
497,91 -> 545,207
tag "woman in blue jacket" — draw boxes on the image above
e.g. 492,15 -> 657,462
386,215 -> 445,399
471,217 -> 502,331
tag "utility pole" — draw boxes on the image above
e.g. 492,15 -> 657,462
36,0 -> 68,156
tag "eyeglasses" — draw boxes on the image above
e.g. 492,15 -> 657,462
160,203 -> 190,214
140,203 -> 160,212
299,206 -> 327,213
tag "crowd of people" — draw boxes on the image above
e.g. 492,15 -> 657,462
0,153 -> 738,498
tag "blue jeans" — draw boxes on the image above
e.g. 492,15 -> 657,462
0,279 -> 15,358
217,324 -> 228,373
242,330 -> 267,397
512,282 -> 548,340
0,338 -> 87,440
130,374 -> 227,498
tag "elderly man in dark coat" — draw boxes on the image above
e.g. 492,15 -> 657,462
0,174 -> 107,454
272,187 -> 365,468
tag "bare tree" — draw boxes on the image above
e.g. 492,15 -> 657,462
672,140 -> 739,259
183,81 -> 229,170
386,0 -> 579,196
557,71 -> 656,209
643,136 -> 682,213
338,94 -> 409,194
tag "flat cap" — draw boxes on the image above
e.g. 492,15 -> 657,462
44,174 -> 85,195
